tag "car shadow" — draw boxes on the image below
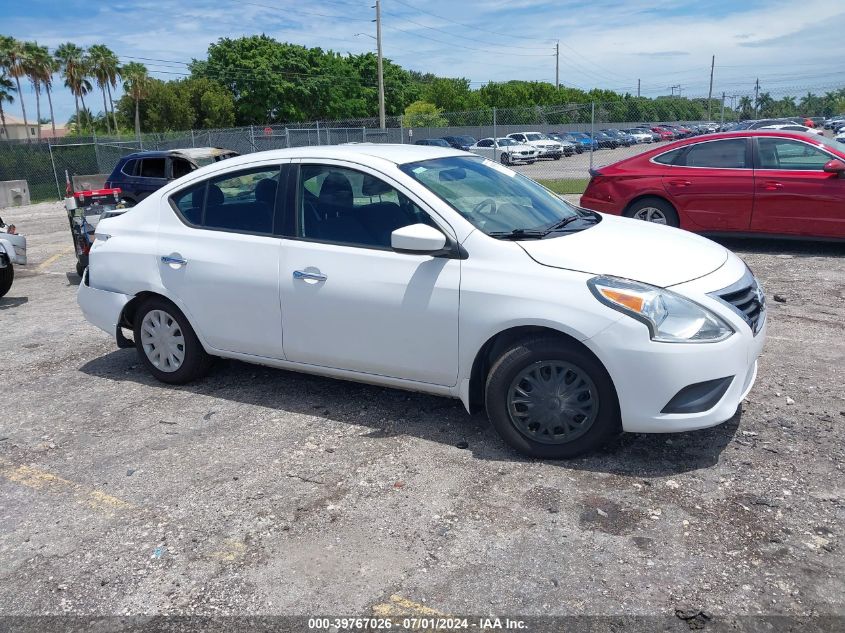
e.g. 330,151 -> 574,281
0,296 -> 28,310
708,235 -> 845,258
79,350 -> 739,477
66,272 -> 81,286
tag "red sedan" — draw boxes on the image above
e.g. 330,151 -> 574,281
580,131 -> 845,239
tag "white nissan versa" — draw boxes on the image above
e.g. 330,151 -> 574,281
79,145 -> 766,458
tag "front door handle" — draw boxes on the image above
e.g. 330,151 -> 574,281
293,269 -> 327,282
161,255 -> 188,266
668,179 -> 692,187
761,181 -> 784,191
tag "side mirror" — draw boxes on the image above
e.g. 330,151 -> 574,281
391,223 -> 447,255
822,159 -> 845,176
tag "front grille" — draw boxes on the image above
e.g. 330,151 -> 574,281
709,269 -> 766,335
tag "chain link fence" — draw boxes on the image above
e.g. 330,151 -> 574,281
1,95 -> 839,203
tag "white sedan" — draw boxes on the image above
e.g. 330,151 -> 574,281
79,145 -> 766,459
623,129 -> 655,144
507,132 -> 565,159
760,124 -> 824,136
468,137 -> 539,165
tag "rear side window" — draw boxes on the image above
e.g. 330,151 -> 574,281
139,158 -> 166,178
679,139 -> 747,168
169,165 -> 282,234
120,159 -> 138,176
172,158 -> 194,179
653,148 -> 684,165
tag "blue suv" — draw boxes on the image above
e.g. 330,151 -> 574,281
105,147 -> 237,205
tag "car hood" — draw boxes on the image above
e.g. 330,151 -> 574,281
516,213 -> 728,288
506,144 -> 537,152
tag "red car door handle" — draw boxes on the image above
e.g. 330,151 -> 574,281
762,181 -> 783,190
668,179 -> 692,187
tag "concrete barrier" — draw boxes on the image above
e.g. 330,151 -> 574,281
0,180 -> 30,208
72,174 -> 109,192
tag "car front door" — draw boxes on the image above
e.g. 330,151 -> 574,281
474,139 -> 496,161
659,137 -> 754,231
278,161 -> 460,386
751,137 -> 845,238
157,163 -> 287,358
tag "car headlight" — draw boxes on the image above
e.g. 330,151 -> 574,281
588,275 -> 734,343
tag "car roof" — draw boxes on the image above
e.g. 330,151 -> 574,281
172,143 -> 467,169
121,147 -> 235,161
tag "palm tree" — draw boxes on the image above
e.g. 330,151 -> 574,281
0,36 -> 31,142
23,41 -> 46,141
25,43 -> 57,137
88,44 -> 120,134
55,42 -> 91,133
0,72 -> 14,140
737,96 -> 753,120
122,62 -> 149,139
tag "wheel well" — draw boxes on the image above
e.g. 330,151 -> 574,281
623,194 -> 674,216
119,291 -> 173,329
467,326 -> 608,413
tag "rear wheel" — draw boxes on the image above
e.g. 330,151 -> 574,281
0,264 -> 13,298
624,197 -> 680,228
133,296 -> 213,384
485,337 -> 620,459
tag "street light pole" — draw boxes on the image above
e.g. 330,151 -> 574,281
375,0 -> 386,129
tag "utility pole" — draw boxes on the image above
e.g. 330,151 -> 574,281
374,0 -> 386,129
637,78 -> 640,98
555,41 -> 560,90
720,91 -> 726,127
671,84 -> 681,97
754,78 -> 760,117
707,55 -> 715,120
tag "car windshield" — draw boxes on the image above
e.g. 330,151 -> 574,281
457,136 -> 476,144
400,156 -> 594,237
525,133 -> 546,141
496,138 -> 518,146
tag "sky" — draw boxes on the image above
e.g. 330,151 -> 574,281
3,0 -> 844,124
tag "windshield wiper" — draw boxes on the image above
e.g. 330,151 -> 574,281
487,228 -> 547,240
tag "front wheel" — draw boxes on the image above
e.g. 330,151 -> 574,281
500,153 -> 510,166
133,296 -> 213,384
0,264 -> 13,298
485,337 -> 620,459
624,197 -> 680,227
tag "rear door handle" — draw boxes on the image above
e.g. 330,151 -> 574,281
761,181 -> 784,191
293,269 -> 327,282
668,179 -> 692,187
161,255 -> 188,266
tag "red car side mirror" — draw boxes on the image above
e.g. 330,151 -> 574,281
822,159 -> 845,176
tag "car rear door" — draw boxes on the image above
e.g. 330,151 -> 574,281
659,137 -> 754,231
277,160 -> 460,386
750,137 -> 845,238
157,162 -> 288,358
137,157 -> 168,200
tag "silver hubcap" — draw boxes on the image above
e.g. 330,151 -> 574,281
140,309 -> 185,372
633,207 -> 667,224
507,361 -> 599,445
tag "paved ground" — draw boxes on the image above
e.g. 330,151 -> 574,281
1,201 -> 844,629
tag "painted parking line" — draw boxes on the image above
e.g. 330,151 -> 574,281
35,246 -> 74,272
372,594 -> 446,618
0,460 -> 134,516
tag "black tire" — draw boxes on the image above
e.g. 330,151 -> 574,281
133,296 -> 213,384
75,260 -> 86,278
575,147 -> 583,154
0,264 -> 12,298
500,153 -> 510,166
624,196 -> 680,228
552,154 -> 561,160
484,337 -> 620,459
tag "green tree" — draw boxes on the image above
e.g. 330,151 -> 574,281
88,44 -> 121,134
55,42 -> 92,133
122,61 -> 150,138
23,43 -> 56,137
0,71 -> 14,139
0,36 -> 30,141
403,100 -> 447,128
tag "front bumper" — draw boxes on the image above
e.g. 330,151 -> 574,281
583,260 -> 767,433
77,269 -> 132,337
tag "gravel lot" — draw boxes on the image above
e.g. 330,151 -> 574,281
1,200 -> 844,630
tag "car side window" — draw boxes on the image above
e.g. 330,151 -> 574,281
121,159 -> 138,176
680,139 -> 747,168
653,148 -> 684,165
169,165 -> 281,234
139,158 -> 166,179
172,158 -> 194,180
757,138 -> 833,170
477,139 -> 492,148
297,164 -> 436,249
